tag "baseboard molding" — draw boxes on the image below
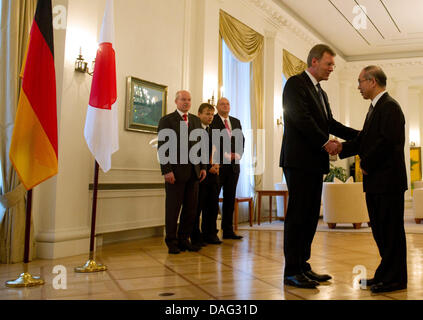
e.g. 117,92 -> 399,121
35,226 -> 165,259
36,237 -> 91,259
100,226 -> 165,246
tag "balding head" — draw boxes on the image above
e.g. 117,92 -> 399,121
216,97 -> 230,117
362,65 -> 387,88
175,90 -> 191,113
358,65 -> 387,100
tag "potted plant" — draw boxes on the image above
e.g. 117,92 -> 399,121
324,164 -> 348,182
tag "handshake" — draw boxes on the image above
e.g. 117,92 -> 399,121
324,139 -> 342,156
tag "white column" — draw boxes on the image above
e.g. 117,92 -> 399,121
201,0 -> 220,103
339,80 -> 352,127
187,0 -> 219,107
263,30 -> 277,189
394,78 -> 412,200
181,0 -> 193,90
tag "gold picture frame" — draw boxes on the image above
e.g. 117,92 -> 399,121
125,76 -> 167,133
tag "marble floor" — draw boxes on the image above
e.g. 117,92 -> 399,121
1,227 -> 423,300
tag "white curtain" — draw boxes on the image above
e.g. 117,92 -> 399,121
221,39 -> 255,220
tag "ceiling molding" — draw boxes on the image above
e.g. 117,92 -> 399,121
344,58 -> 423,72
346,51 -> 423,62
246,0 -> 323,48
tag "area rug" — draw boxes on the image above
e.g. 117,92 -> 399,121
237,208 -> 423,234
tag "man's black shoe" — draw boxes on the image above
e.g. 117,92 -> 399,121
370,282 -> 407,293
165,240 -> 180,254
359,278 -> 377,287
192,241 -> 208,247
284,274 -> 319,289
168,246 -> 180,254
178,240 -> 201,252
204,235 -> 222,244
304,270 -> 332,282
222,233 -> 243,240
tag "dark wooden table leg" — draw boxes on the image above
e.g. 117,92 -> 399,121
258,193 -> 261,225
269,195 -> 272,224
234,200 -> 239,231
249,199 -> 253,227
283,193 -> 287,220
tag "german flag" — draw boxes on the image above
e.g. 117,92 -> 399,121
9,0 -> 58,190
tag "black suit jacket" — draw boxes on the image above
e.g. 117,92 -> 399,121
280,71 -> 359,174
157,110 -> 206,182
210,115 -> 245,173
339,92 -> 407,194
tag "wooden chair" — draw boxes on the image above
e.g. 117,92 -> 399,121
219,197 -> 253,230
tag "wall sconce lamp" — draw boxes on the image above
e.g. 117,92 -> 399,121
75,47 -> 95,76
208,91 -> 215,106
276,116 -> 283,126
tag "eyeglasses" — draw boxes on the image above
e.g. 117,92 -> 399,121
358,78 -> 370,85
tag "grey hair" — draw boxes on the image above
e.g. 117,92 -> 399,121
362,65 -> 387,87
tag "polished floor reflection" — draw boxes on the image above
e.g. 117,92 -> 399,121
1,228 -> 423,300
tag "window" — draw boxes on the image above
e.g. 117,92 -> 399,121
221,39 -> 254,199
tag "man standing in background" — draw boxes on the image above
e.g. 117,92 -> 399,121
157,90 -> 207,254
211,97 -> 245,240
191,103 -> 222,246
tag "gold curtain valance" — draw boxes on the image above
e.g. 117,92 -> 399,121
218,9 -> 264,130
283,49 -> 307,79
219,10 -> 264,63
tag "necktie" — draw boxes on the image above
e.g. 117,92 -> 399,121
316,83 -> 328,118
182,113 -> 188,125
365,104 -> 374,122
224,119 -> 231,137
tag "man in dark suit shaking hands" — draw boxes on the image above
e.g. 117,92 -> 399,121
339,66 -> 408,293
211,97 -> 245,240
158,90 -> 207,254
280,44 -> 359,288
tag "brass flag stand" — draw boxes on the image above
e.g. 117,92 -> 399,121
6,190 -> 45,287
75,161 -> 107,273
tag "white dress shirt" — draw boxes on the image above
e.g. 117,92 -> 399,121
176,109 -> 188,124
372,90 -> 387,107
219,114 -> 232,130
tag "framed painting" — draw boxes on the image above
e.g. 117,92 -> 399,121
125,76 -> 167,133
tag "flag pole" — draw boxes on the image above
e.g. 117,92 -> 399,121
5,189 -> 45,287
75,160 -> 107,272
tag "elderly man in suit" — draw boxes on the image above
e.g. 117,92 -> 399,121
338,66 -> 408,293
210,97 -> 245,240
280,44 -> 359,288
157,90 -> 207,254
